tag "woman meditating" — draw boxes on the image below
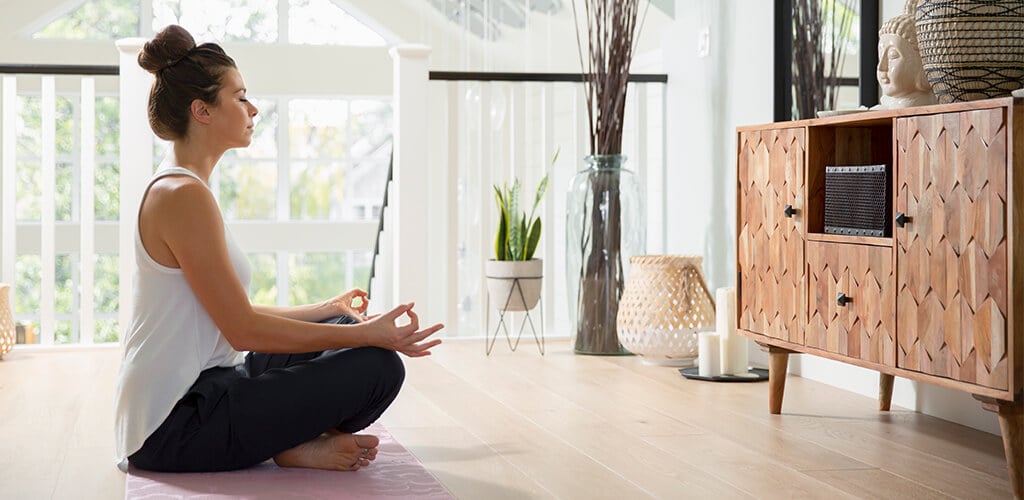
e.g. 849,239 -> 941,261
114,24 -> 443,473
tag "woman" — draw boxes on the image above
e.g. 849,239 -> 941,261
113,24 -> 443,473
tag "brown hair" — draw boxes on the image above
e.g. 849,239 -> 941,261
138,25 -> 237,140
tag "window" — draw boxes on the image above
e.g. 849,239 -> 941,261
287,98 -> 392,222
34,0 -> 140,40
33,0 -> 388,46
288,252 -> 371,306
288,0 -> 386,46
13,0 -> 394,344
247,252 -> 277,306
217,98 -> 278,220
152,0 -> 278,43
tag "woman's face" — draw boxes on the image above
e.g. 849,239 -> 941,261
877,34 -> 927,98
208,68 -> 258,149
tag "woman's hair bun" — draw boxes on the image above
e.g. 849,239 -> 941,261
138,25 -> 196,74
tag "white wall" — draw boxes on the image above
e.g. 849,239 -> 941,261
662,0 -> 1001,436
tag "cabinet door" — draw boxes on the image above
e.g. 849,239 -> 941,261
737,128 -> 806,344
896,109 -> 1008,390
807,242 -> 896,365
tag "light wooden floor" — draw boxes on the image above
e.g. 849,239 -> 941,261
0,340 -> 1014,499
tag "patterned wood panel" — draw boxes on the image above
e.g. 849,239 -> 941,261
896,109 -> 1009,390
737,129 -> 806,344
807,242 -> 896,366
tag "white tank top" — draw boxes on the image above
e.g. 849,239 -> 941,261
113,166 -> 250,471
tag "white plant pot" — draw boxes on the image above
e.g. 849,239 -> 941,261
485,259 -> 543,312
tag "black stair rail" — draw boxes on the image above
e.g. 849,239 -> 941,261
366,146 -> 394,300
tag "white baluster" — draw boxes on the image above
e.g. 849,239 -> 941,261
1,77 -> 16,287
41,76 -> 56,345
80,77 -> 96,343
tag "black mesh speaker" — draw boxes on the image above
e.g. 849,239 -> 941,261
825,165 -> 890,237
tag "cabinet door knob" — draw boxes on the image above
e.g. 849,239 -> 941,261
783,204 -> 797,218
837,292 -> 851,307
895,212 -> 911,228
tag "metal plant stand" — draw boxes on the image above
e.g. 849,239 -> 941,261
485,276 -> 544,355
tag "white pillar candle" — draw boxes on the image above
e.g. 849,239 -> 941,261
698,332 -> 722,377
717,287 -> 748,375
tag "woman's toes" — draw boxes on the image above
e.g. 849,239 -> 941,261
353,434 -> 379,449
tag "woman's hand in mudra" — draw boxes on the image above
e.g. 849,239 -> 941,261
325,288 -> 370,322
366,302 -> 443,357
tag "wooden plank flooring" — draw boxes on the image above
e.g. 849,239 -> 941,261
0,340 -> 1013,499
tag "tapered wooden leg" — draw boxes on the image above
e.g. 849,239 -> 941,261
878,373 -> 895,411
975,395 -> 1023,499
768,347 -> 790,415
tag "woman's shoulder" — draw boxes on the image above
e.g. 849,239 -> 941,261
148,173 -> 211,200
144,173 -> 219,221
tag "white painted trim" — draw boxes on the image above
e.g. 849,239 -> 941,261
278,0 -> 289,43
228,221 -> 376,252
1,77 -> 16,286
40,76 -> 56,345
139,0 -> 154,37
14,223 -> 118,254
79,77 -> 95,343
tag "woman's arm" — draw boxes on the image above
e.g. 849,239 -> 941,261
144,176 -> 441,354
252,303 -> 337,323
253,288 -> 369,323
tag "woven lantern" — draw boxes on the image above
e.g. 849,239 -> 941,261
0,283 -> 15,359
617,255 -> 716,366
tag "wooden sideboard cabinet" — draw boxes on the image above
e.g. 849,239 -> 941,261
736,98 -> 1023,497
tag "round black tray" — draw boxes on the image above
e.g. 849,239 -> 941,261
679,367 -> 769,382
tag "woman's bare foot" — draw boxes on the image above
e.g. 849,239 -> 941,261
274,433 -> 380,471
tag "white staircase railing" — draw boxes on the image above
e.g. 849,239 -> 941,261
387,48 -> 668,338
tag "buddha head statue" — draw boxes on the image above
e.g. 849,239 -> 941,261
876,0 -> 936,108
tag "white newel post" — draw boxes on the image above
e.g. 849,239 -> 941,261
116,39 -> 154,337
388,45 -> 434,318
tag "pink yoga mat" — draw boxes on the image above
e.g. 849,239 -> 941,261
125,424 -> 452,499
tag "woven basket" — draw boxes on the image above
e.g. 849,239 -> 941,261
915,0 -> 1024,103
616,255 -> 716,366
0,284 -> 15,358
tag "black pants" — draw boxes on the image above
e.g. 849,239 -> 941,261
128,315 -> 405,472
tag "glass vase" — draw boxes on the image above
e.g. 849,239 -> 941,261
566,155 -> 646,355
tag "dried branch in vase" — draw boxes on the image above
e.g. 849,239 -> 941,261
792,0 -> 855,119
572,0 -> 649,154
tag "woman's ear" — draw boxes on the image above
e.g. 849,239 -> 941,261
190,99 -> 212,125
